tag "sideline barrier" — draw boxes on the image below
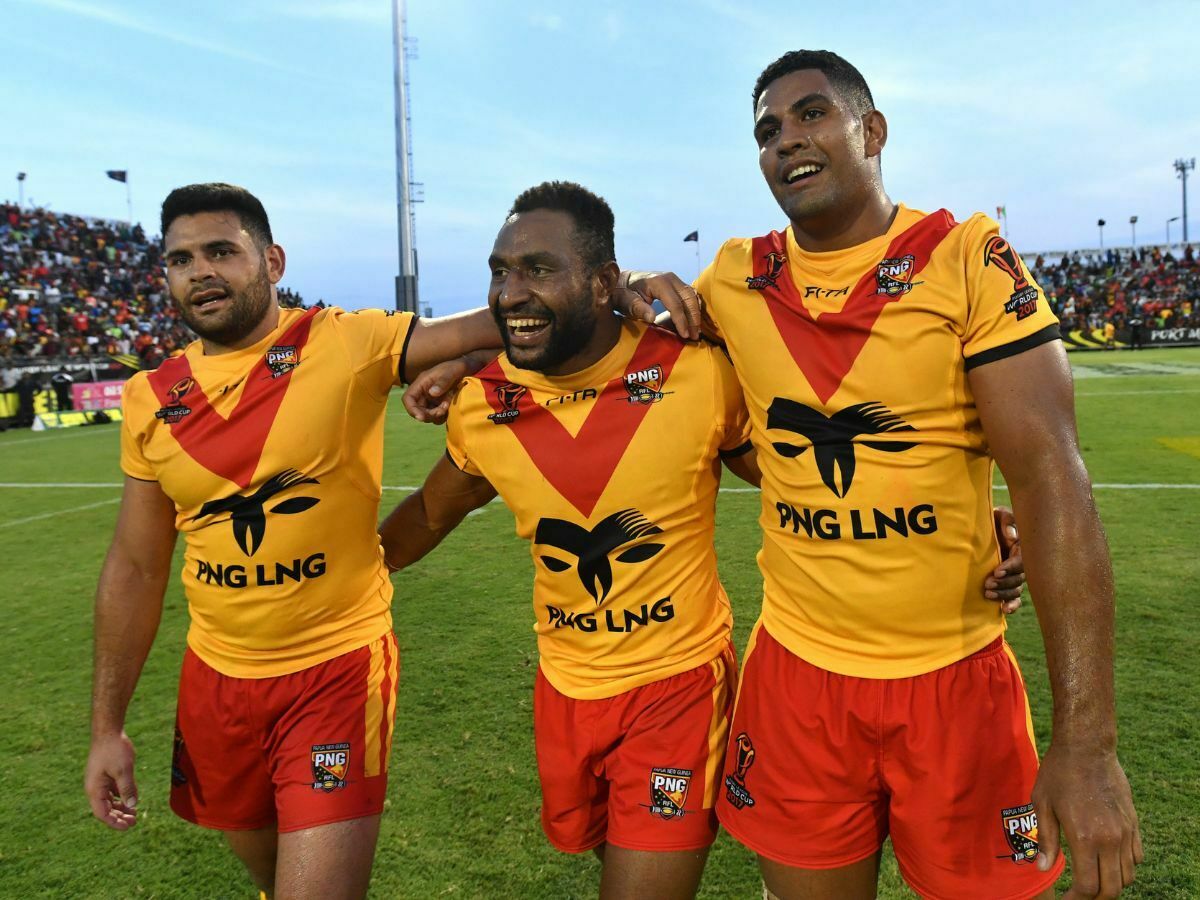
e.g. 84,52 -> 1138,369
31,409 -> 124,431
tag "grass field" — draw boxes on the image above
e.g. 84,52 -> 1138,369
2,348 -> 1198,899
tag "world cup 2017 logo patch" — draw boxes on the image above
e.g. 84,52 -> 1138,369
311,742 -> 351,792
648,767 -> 692,819
984,235 -> 1040,321
723,732 -> 756,809
488,383 -> 526,424
155,377 -> 194,423
998,803 -> 1041,864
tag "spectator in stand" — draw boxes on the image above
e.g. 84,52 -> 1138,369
1,202 -> 308,369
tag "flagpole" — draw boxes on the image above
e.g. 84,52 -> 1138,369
695,243 -> 701,281
125,176 -> 132,227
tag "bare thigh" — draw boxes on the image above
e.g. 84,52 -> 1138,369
273,814 -> 382,900
760,850 -> 882,900
597,842 -> 711,900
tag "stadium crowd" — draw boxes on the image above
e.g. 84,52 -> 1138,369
0,203 -> 305,368
1032,244 -> 1199,332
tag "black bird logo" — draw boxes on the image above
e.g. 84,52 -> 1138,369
534,508 -> 665,605
192,469 -> 321,556
767,399 -> 918,498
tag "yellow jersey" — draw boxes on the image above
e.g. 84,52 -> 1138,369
120,306 -> 416,678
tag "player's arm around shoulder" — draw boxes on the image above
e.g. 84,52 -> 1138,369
968,338 -> 1142,896
380,386 -> 497,572
86,473 -> 178,831
401,308 -> 503,384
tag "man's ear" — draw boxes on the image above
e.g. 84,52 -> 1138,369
265,244 -> 287,283
594,261 -> 621,309
863,109 -> 888,159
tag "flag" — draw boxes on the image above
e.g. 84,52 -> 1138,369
106,170 -> 128,183
683,231 -> 698,242
17,172 -> 26,181
996,205 -> 1006,219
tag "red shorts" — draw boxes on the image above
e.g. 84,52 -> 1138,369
717,625 -> 1065,900
170,631 -> 399,833
534,644 -> 737,853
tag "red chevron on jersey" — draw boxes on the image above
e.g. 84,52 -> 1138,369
479,327 -> 685,518
749,210 -> 958,404
146,307 -> 318,488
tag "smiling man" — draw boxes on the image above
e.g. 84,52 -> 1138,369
384,181 -> 1029,899
84,183 -> 501,900
621,50 -> 1143,900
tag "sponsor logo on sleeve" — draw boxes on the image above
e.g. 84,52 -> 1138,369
984,236 -> 1040,320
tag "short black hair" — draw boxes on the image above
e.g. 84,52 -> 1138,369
160,183 -> 273,247
508,181 -> 615,269
752,50 -> 874,116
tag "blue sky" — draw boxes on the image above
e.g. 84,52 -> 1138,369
3,0 -> 1198,313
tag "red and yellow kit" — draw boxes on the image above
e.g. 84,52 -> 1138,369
698,206 -> 1060,678
445,318 -> 751,700
120,306 -> 416,678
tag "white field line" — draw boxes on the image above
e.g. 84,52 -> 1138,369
0,429 -> 117,448
1076,388 -> 1200,397
0,497 -> 121,529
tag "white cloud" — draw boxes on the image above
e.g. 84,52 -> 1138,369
18,0 -> 302,74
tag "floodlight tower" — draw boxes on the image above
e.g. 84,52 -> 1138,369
1175,158 -> 1195,244
392,0 -> 422,313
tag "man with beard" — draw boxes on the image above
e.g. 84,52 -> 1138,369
383,181 -> 1028,899
617,51 -> 1141,900
84,183 -> 501,900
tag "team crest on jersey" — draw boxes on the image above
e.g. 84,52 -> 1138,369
623,364 -> 671,404
487,383 -> 526,424
984,236 -> 1040,320
875,254 -> 923,296
266,345 -> 301,378
746,251 -> 786,291
997,804 -> 1041,864
154,377 -> 195,423
723,732 -> 757,809
647,767 -> 692,819
311,742 -> 351,791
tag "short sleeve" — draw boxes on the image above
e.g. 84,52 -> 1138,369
444,383 -> 484,477
961,216 -> 1061,369
711,345 -> 752,457
332,308 -> 417,397
119,374 -> 156,481
693,251 -> 725,342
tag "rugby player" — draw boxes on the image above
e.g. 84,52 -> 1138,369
84,183 -> 502,900
386,180 -> 1029,899
618,51 -> 1142,900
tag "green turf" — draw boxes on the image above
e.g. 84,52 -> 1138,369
1,348 -> 1197,898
